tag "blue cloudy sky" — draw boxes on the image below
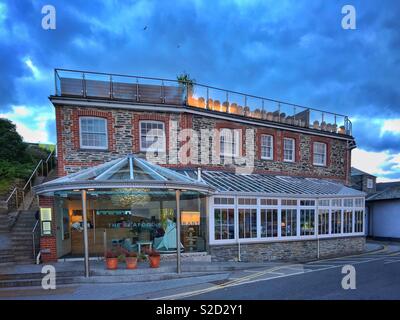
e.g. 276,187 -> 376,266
0,0 -> 399,181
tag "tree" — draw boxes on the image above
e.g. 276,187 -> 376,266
0,118 -> 27,162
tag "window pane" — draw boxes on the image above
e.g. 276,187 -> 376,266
331,210 -> 342,234
343,210 -> 353,233
239,208 -> 257,239
313,142 -> 326,165
300,209 -> 315,236
283,138 -> 295,161
281,209 -> 297,237
140,121 -> 165,152
318,209 -> 329,235
355,210 -> 364,232
214,208 -> 235,240
80,117 -> 107,148
261,209 -> 278,238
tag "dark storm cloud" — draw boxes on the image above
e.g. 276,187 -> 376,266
0,0 -> 399,165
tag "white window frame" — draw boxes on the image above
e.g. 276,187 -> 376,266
367,178 -> 373,189
209,196 -> 365,245
219,128 -> 241,157
238,197 -> 258,239
283,137 -> 295,162
79,117 -> 108,150
260,198 -> 279,239
261,134 -> 274,160
313,142 -> 327,166
139,120 -> 166,152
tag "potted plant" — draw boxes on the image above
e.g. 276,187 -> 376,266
125,251 -> 138,270
147,248 -> 161,268
105,250 -> 118,270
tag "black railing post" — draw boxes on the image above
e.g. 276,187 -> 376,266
54,69 -> 58,95
110,75 -> 113,99
206,87 -> 209,109
161,80 -> 165,103
136,77 -> 139,102
82,72 -> 86,98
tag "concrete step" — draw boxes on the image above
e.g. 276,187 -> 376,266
0,262 -> 15,268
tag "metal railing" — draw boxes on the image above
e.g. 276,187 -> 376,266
32,220 -> 40,260
4,150 -> 56,212
54,69 -> 352,136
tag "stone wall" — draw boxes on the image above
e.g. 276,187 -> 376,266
56,105 -> 349,182
209,236 -> 366,262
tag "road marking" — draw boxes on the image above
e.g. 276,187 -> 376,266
154,246 -> 400,300
384,259 -> 400,265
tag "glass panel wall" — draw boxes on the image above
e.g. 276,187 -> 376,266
210,196 -> 365,244
53,188 -> 207,258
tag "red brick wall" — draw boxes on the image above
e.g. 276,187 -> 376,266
55,106 -> 65,177
38,196 -> 58,262
55,105 -> 348,182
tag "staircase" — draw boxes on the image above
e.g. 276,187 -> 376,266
11,210 -> 39,264
0,151 -> 57,267
0,212 -> 14,267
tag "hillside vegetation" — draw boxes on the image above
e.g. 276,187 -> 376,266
0,118 -> 53,198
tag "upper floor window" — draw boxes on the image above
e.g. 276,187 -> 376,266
313,142 -> 327,166
220,128 -> 240,157
367,178 -> 373,189
79,117 -> 108,149
261,134 -> 273,160
140,121 -> 166,152
283,138 -> 295,162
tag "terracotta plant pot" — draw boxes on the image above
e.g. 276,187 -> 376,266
105,257 -> 118,270
126,257 -> 138,270
149,255 -> 160,268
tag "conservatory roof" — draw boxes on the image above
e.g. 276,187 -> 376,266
178,170 -> 366,198
34,155 -> 215,195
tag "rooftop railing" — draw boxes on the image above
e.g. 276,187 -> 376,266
54,69 -> 352,136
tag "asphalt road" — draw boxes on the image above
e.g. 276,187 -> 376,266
183,248 -> 400,300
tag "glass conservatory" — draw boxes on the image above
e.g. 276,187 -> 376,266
34,155 -> 214,274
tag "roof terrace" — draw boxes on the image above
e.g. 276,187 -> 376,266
53,69 -> 352,136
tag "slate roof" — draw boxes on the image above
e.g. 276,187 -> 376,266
367,182 -> 400,201
179,170 -> 365,197
351,167 -> 375,177
34,155 -> 214,195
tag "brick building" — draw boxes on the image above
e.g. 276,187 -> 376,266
34,69 -> 366,264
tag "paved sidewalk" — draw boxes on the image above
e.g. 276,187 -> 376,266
0,240 -> 385,292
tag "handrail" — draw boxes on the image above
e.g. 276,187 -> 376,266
54,69 -> 353,136
5,187 -> 17,203
4,150 -> 56,213
54,68 -> 350,118
32,219 -> 40,259
22,160 -> 43,191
